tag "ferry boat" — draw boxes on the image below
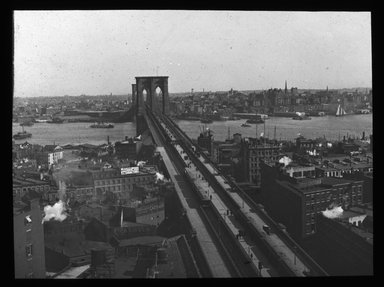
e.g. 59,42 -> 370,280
13,126 -> 32,140
354,109 -> 370,114
20,121 -> 34,126
246,118 -> 264,124
35,119 -> 48,123
226,116 -> 240,120
90,122 -> 114,128
292,115 -> 311,120
307,111 -> 326,117
47,117 -> 64,123
292,112 -> 311,120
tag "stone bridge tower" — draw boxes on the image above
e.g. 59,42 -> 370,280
135,76 -> 170,136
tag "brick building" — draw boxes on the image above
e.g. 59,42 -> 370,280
114,136 -> 142,160
260,160 -> 364,240
14,199 -> 46,278
13,175 -> 51,201
90,166 -> 157,203
302,213 -> 373,276
241,137 -> 282,187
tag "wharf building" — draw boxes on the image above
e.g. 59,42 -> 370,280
14,198 -> 46,278
260,160 -> 364,240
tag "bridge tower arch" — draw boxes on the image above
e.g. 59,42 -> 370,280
135,76 -> 170,136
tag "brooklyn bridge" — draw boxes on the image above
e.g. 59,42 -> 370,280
130,76 -> 328,277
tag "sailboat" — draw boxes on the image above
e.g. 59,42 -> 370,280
336,104 -> 346,117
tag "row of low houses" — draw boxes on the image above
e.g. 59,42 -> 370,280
13,142 -> 64,167
169,87 -> 372,116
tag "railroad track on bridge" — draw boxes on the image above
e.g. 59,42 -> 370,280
145,107 -> 259,277
155,111 -> 328,277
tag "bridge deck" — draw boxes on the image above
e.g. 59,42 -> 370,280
147,110 -> 317,277
156,147 -> 231,278
175,144 -> 275,277
197,154 -> 310,276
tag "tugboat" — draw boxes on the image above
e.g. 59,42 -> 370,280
292,115 -> 311,120
90,122 -> 114,128
292,112 -> 311,120
241,123 -> 251,127
13,126 -> 32,140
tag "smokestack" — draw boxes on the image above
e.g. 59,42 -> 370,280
107,136 -> 110,144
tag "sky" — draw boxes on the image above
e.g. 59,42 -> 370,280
14,10 -> 372,97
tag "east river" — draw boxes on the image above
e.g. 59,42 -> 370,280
12,114 -> 372,146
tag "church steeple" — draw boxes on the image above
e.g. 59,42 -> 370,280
284,80 -> 287,94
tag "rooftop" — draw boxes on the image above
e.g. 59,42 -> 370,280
321,177 -> 361,186
54,265 -> 90,279
118,236 -> 166,247
13,176 -> 50,187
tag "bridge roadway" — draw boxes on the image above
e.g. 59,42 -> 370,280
159,119 -> 279,277
144,111 -> 234,277
176,145 -> 277,277
196,154 -> 310,276
159,113 -> 328,277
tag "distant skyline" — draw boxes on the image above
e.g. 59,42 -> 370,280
14,10 -> 372,98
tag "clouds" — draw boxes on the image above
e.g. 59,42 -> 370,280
14,11 -> 371,97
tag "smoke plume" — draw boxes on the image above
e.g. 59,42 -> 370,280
137,161 -> 146,167
155,172 -> 165,182
42,200 -> 68,223
279,156 -> 292,167
322,206 -> 343,219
